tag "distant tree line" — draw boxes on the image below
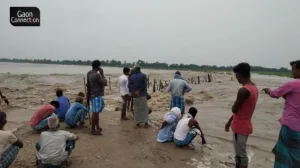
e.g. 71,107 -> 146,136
0,58 -> 290,73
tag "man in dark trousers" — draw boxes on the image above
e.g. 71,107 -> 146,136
87,60 -> 107,135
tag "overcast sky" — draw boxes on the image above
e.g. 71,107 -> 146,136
0,0 -> 299,68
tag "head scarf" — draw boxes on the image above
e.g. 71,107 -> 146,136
174,74 -> 185,80
47,116 -> 59,130
164,107 -> 182,121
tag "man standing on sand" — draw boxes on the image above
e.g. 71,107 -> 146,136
118,67 -> 131,120
87,60 -> 107,135
262,60 -> 300,168
167,71 -> 192,114
128,64 -> 149,128
225,63 -> 258,168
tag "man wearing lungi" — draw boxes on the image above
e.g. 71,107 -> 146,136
225,63 -> 259,168
167,71 -> 192,114
263,60 -> 300,168
0,112 -> 23,167
87,60 -> 107,135
128,64 -> 149,128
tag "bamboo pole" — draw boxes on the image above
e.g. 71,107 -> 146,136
83,77 -> 91,125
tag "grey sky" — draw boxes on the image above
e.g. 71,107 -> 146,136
0,0 -> 299,68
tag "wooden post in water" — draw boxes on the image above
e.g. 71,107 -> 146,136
109,77 -> 111,90
197,76 -> 200,84
147,76 -> 150,89
153,79 -> 156,92
159,80 -> 163,91
208,73 -> 212,83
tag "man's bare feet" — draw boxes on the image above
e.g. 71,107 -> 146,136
144,122 -> 150,128
183,144 -> 195,150
134,124 -> 141,128
121,117 -> 130,120
91,130 -> 103,136
78,124 -> 86,129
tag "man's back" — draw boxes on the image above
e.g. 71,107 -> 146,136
65,102 -> 87,125
56,96 -> 70,119
169,79 -> 191,97
29,104 -> 54,126
37,130 -> 76,165
118,74 -> 129,96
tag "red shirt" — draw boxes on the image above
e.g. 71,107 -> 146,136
231,84 -> 259,135
29,104 -> 55,126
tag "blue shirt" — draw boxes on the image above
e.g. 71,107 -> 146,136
56,96 -> 70,120
157,113 -> 178,142
128,71 -> 147,97
65,102 -> 88,126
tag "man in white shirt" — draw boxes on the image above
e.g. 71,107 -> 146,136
36,116 -> 78,167
118,67 -> 131,120
0,112 -> 23,167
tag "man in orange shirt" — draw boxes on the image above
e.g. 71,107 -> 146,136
29,101 -> 60,132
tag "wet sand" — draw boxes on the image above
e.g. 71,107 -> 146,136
0,64 -> 289,168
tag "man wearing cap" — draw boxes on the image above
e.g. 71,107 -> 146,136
36,116 -> 78,167
167,71 -> 192,114
128,64 -> 149,128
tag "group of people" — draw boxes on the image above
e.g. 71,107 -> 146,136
0,60 -> 299,168
223,61 -> 300,168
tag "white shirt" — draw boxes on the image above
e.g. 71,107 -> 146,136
0,130 -> 17,159
174,117 -> 191,141
118,74 -> 129,96
37,130 -> 77,165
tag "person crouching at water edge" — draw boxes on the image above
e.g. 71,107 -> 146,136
167,71 -> 192,114
36,116 -> 78,167
55,88 -> 70,122
128,64 -> 149,128
262,60 -> 300,168
173,107 -> 206,149
65,96 -> 88,128
0,112 -> 24,168
157,107 -> 182,143
29,101 -> 60,132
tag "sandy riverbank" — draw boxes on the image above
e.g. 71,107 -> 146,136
0,69 -> 289,168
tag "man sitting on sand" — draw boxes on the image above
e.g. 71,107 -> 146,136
0,112 -> 23,167
174,107 -> 206,149
128,64 -> 149,128
36,116 -> 78,167
225,63 -> 258,168
118,67 -> 131,120
29,101 -> 60,132
157,107 -> 182,143
55,89 -> 70,121
262,60 -> 300,168
167,71 -> 192,114
65,96 -> 88,128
